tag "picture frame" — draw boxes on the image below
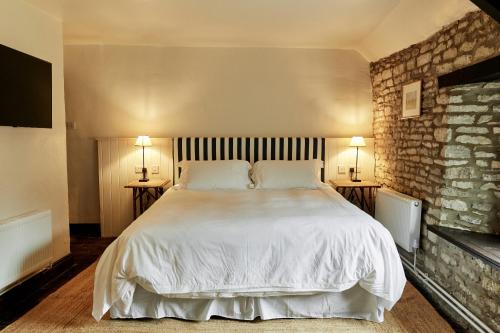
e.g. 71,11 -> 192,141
402,80 -> 421,119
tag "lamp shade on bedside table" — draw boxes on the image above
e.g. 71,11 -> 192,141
349,136 -> 365,182
135,136 -> 152,147
349,136 -> 366,147
135,136 -> 152,182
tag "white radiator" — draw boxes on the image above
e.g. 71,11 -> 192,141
0,210 -> 53,294
375,188 -> 421,252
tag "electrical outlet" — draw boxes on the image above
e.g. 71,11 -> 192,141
350,167 -> 361,173
152,165 -> 159,174
338,166 -> 346,174
135,166 -> 142,173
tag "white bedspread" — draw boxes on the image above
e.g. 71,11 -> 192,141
92,186 -> 405,321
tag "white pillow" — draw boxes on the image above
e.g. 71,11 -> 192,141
178,160 -> 252,190
251,160 -> 323,189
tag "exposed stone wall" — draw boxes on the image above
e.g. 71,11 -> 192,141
370,11 -> 499,331
439,82 -> 499,233
421,227 -> 500,331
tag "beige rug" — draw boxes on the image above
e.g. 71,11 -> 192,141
2,263 -> 453,333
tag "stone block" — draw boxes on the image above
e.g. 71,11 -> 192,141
480,183 -> 499,191
444,115 -> 475,124
451,181 -> 473,189
427,231 -> 438,243
474,151 -> 496,158
443,47 -> 458,60
483,173 -> 500,181
454,54 -> 472,67
434,128 -> 451,142
456,135 -> 492,145
441,187 -> 471,197
447,105 -> 488,113
440,145 -> 470,158
478,94 -> 500,102
417,52 -> 432,67
456,126 -> 488,134
440,251 -> 458,266
436,62 -> 453,75
459,214 -> 483,225
484,82 -> 500,89
472,202 -> 493,212
434,159 -> 468,166
448,95 -> 463,103
442,198 -> 468,211
474,46 -> 494,60
459,41 -> 475,52
477,115 -> 493,124
444,167 -> 478,179
381,69 -> 392,80
476,160 -> 488,167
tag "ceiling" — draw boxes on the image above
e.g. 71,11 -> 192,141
25,0 -> 478,61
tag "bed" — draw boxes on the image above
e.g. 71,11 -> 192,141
92,137 -> 406,323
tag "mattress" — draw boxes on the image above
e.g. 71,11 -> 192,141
93,186 -> 406,321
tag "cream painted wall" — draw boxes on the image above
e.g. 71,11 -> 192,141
0,1 -> 69,259
64,45 -> 372,224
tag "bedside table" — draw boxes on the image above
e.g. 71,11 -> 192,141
329,180 -> 381,216
125,179 -> 171,219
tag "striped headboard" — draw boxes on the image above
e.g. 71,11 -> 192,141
173,137 -> 326,183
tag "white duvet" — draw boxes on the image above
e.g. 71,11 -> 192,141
92,186 -> 406,321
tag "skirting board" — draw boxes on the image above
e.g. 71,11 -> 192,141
69,224 -> 101,237
0,254 -> 73,297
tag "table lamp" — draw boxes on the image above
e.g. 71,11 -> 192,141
135,136 -> 152,182
349,136 -> 366,182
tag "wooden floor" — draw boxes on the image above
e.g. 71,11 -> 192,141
0,235 -> 114,330
1,262 -> 454,333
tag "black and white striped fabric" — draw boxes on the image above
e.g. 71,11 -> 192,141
173,137 -> 326,183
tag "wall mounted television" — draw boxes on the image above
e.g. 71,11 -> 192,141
0,44 -> 52,128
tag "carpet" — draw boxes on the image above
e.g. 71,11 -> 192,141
2,263 -> 453,333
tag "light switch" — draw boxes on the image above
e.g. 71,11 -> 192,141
338,166 -> 346,174
65,121 -> 77,130
152,165 -> 159,174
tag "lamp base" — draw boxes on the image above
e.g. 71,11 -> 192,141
352,179 -> 362,182
139,167 -> 149,182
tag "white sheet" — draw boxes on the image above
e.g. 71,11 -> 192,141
93,186 -> 406,321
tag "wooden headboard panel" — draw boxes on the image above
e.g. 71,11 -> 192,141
173,137 -> 325,184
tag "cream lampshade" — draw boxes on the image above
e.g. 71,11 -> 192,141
135,135 -> 152,147
349,136 -> 365,182
135,136 -> 152,182
349,136 -> 366,147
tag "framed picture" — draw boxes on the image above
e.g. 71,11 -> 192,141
402,80 -> 421,118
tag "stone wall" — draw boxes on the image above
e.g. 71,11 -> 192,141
370,10 -> 499,331
439,82 -> 499,233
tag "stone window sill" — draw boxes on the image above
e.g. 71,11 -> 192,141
428,225 -> 500,270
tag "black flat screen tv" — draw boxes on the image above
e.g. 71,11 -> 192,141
0,44 -> 52,128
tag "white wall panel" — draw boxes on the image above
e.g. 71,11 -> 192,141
325,138 -> 375,183
97,138 -> 173,237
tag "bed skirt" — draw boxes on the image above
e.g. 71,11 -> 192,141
110,284 -> 385,322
